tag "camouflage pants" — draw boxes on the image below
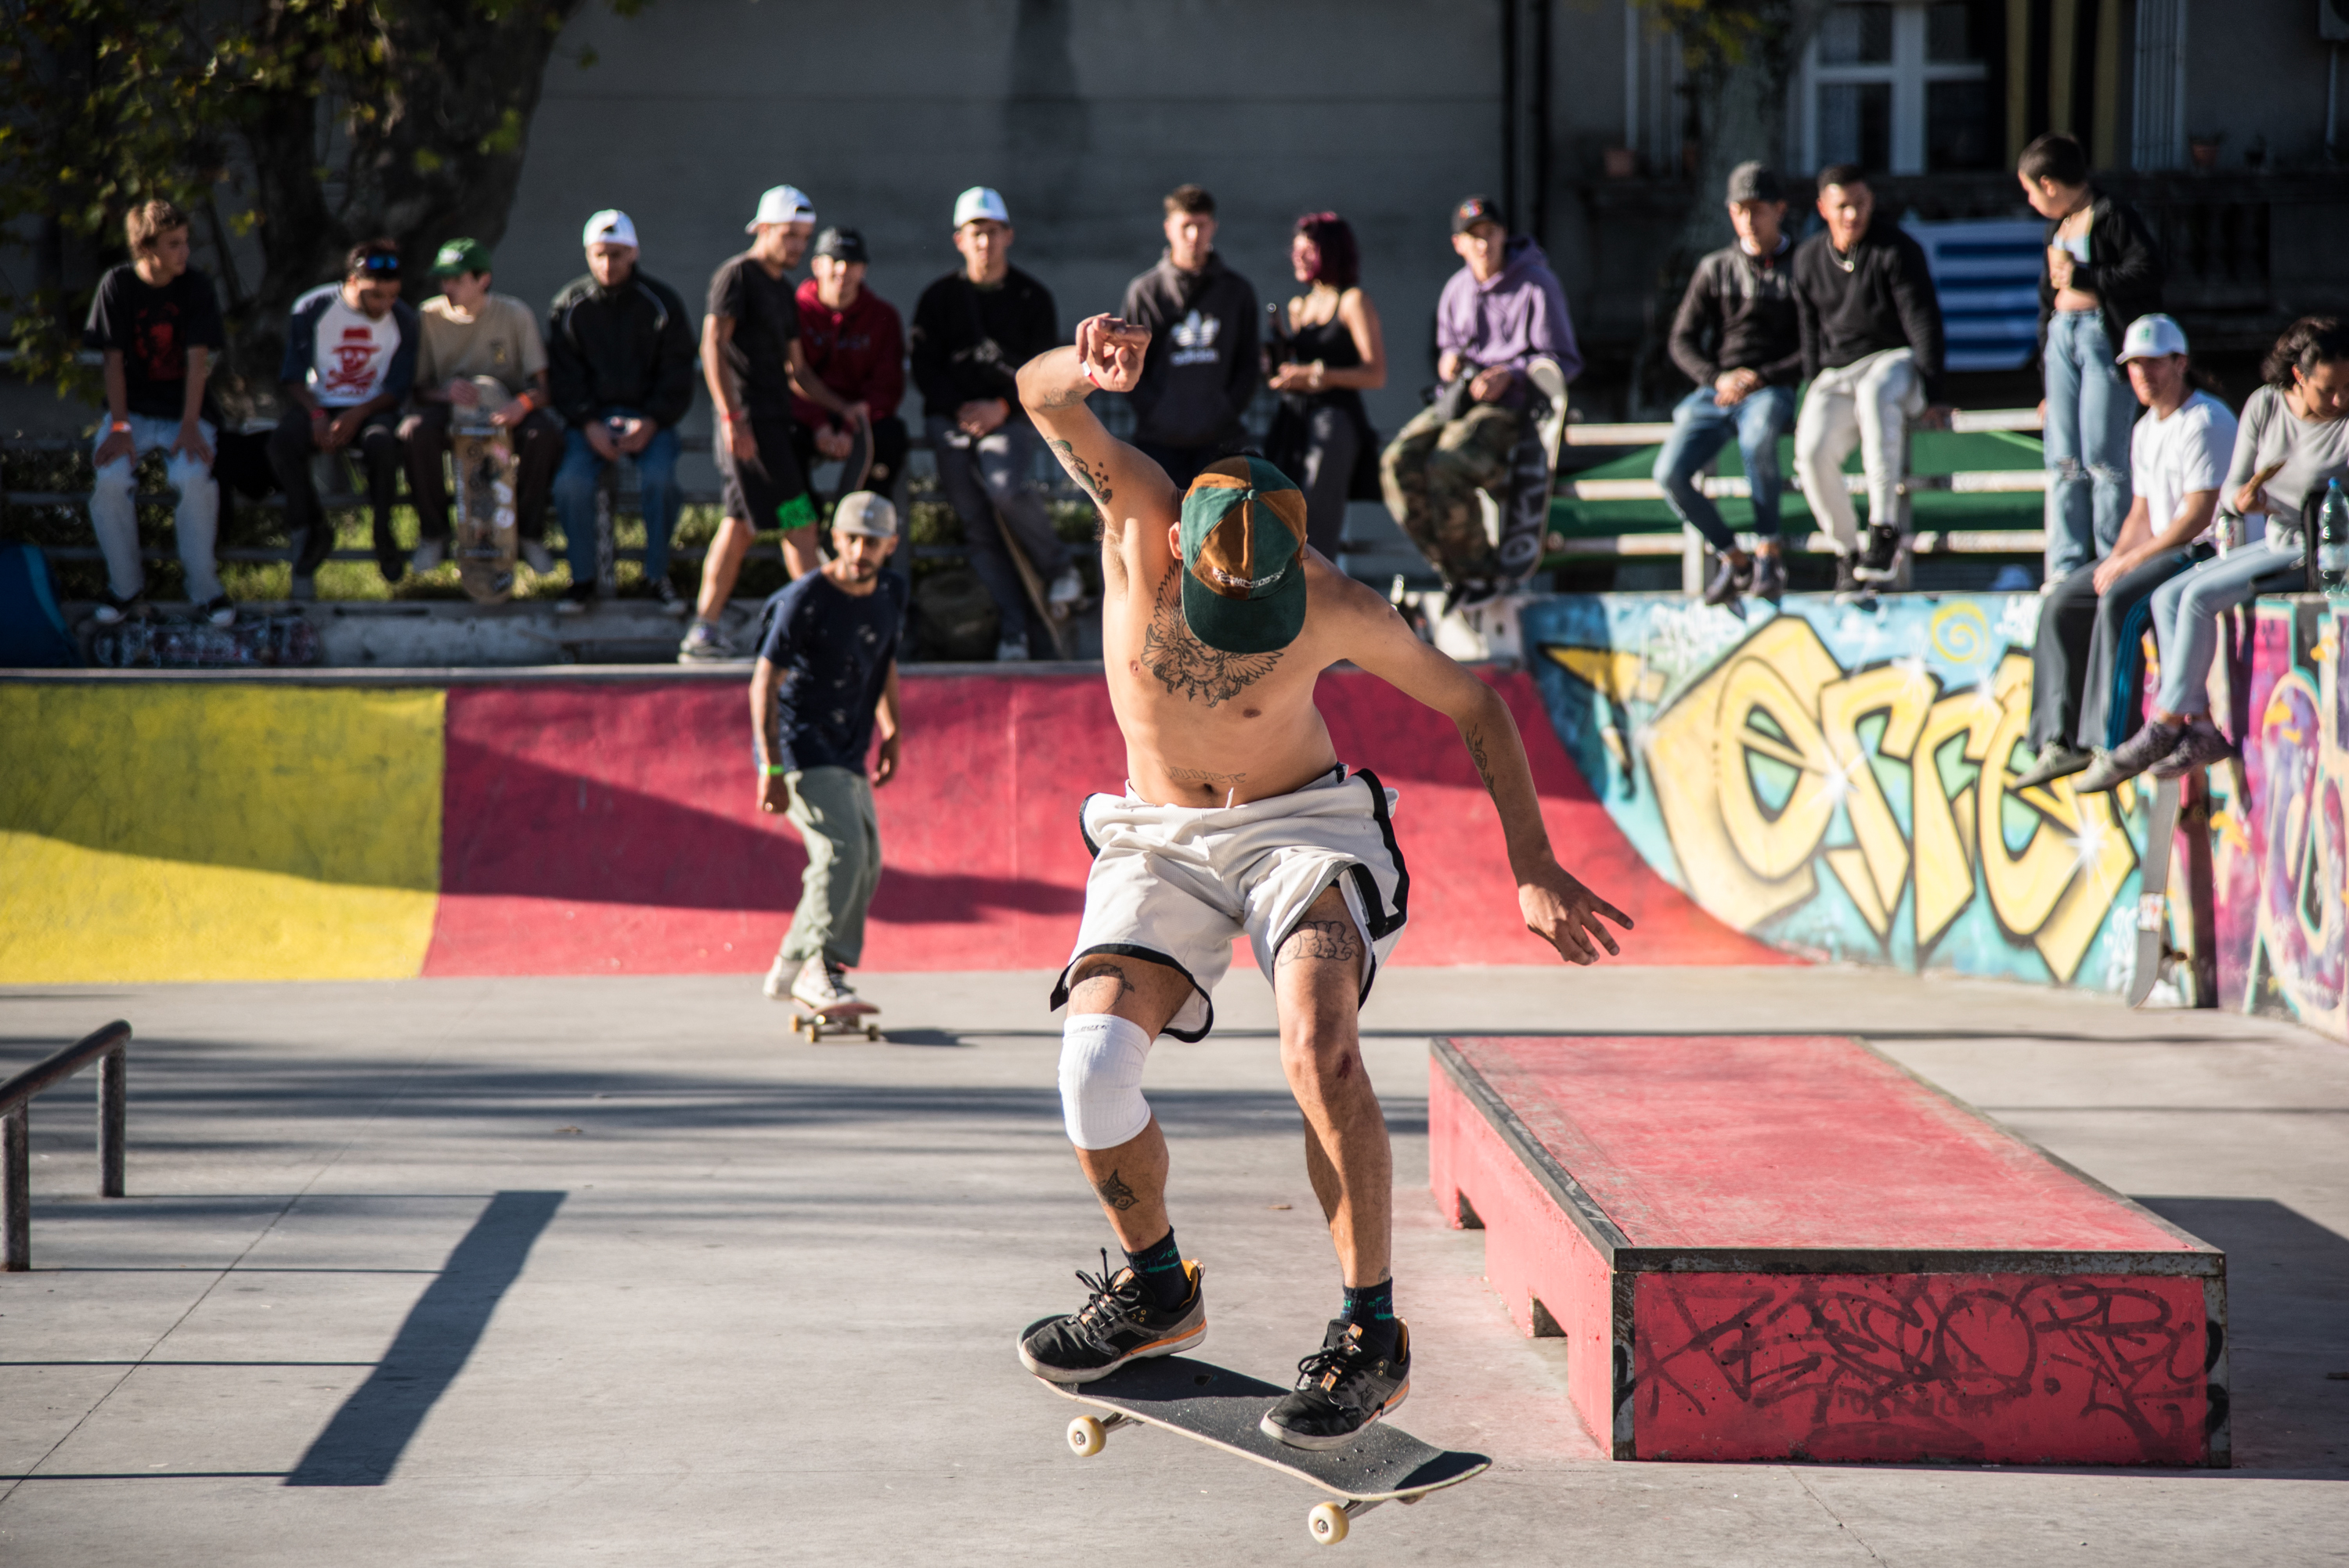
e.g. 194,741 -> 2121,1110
1379,400 -> 1521,581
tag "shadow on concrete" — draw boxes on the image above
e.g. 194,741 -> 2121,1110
2137,1196 -> 2349,1473
283,1189 -> 565,1487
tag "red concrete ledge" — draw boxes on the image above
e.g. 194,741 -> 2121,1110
1428,1035 -> 2228,1466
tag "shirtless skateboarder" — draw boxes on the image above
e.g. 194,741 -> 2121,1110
1012,316 -> 1633,1449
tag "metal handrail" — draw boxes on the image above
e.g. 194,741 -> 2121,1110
2,1020 -> 132,1271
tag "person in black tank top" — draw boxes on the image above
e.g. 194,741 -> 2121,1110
1265,214 -> 1387,561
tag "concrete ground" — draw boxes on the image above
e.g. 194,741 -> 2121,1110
2,964 -> 2344,1565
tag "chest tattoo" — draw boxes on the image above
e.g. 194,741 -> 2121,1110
1140,572 -> 1283,707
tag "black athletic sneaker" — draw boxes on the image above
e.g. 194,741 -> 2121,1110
1260,1319 -> 1411,1451
1701,552 -> 1752,607
1749,550 -> 1787,604
1017,1251 -> 1205,1384
1854,522 -> 1904,582
1831,553 -> 1872,604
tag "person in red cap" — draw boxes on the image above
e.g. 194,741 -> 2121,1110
1008,314 -> 1633,1451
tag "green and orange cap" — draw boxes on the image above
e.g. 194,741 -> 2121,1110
1178,456 -> 1309,654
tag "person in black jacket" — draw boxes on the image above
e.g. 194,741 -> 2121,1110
909,186 -> 1076,661
1791,165 -> 1949,600
2019,132 -> 2165,582
547,210 -> 698,613
1658,162 -> 1804,607
1120,184 -> 1260,489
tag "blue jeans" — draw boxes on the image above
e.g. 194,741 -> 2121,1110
1652,384 -> 1797,550
2147,536 -> 2307,716
553,409 -> 682,589
2042,312 -> 2135,579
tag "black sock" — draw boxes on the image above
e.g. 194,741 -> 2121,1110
1340,1279 -> 1398,1357
1124,1229 -> 1189,1311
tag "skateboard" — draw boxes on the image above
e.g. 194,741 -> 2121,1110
2129,771 -> 2185,1007
791,999 -> 880,1041
450,379 -> 519,604
996,502 -> 1074,660
1032,1350 -> 1488,1546
1463,352 -> 1571,602
824,417 -> 875,517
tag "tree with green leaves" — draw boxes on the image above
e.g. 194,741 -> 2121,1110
1,0 -> 626,416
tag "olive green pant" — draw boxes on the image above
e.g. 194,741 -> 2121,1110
780,765 -> 881,968
1379,400 -> 1521,580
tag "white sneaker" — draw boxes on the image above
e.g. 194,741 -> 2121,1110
788,955 -> 866,1013
762,953 -> 792,1000
995,636 -> 1031,663
412,539 -> 445,573
1048,567 -> 1083,607
521,540 -> 556,575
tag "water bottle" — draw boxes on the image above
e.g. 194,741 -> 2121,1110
2321,478 -> 2349,591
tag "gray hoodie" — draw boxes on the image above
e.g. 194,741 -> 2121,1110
1119,251 -> 1261,449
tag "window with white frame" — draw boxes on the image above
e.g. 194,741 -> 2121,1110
1798,1 -> 1997,175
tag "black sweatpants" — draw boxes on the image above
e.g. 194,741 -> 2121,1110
2026,544 -> 2212,754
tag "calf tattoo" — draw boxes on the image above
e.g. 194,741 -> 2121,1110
1142,572 -> 1283,706
1279,918 -> 1363,967
1093,1169 -> 1138,1210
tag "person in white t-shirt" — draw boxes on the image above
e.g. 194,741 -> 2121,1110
268,239 -> 421,596
2012,314 -> 2236,789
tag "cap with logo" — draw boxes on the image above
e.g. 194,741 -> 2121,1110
813,226 -> 870,265
1178,457 -> 1311,655
431,238 -> 493,277
953,186 -> 1011,229
2116,312 -> 2190,363
1451,195 -> 1507,235
582,209 -> 639,250
831,491 -> 898,540
1725,161 -> 1785,203
748,185 -> 817,232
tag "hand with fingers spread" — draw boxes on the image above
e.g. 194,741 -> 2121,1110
1074,313 -> 1149,395
1517,860 -> 1633,966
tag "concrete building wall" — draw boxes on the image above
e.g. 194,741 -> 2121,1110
2180,0 -> 2338,170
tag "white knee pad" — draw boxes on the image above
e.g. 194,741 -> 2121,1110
1059,1013 -> 1154,1150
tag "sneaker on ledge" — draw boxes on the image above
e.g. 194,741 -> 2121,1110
90,589 -> 143,625
411,539 -> 445,573
1701,552 -> 1752,607
995,636 -> 1031,663
2076,716 -> 2185,794
521,539 -> 556,575
678,619 -> 734,663
1017,1252 -> 1206,1384
2151,716 -> 2237,780
1749,550 -> 1786,604
1260,1319 -> 1411,1451
2011,738 -> 2094,790
1831,553 -> 1871,605
196,595 -> 236,629
556,583 -> 594,618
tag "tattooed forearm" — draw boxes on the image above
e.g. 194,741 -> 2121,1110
1464,723 -> 1499,797
1279,918 -> 1364,967
1093,1169 -> 1138,1210
1047,438 -> 1114,506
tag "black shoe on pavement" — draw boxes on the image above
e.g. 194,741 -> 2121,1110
1261,1318 -> 1412,1451
1702,552 -> 1752,607
1831,553 -> 1872,604
2150,716 -> 2238,780
1017,1251 -> 1205,1385
2011,739 -> 2095,790
2076,718 -> 2186,794
1750,550 -> 1787,604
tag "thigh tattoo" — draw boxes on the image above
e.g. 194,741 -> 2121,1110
1279,918 -> 1363,968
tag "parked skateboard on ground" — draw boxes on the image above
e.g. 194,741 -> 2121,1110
2130,771 -> 2185,1007
1032,1349 -> 1487,1545
450,378 -> 519,604
792,998 -> 880,1041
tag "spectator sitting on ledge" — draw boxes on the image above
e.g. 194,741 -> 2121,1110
399,239 -> 564,581
547,209 -> 698,617
269,240 -> 419,599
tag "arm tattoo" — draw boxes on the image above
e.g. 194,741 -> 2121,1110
1278,918 -> 1364,968
1047,438 -> 1113,507
1142,572 -> 1283,707
1093,1169 -> 1138,1210
1464,723 -> 1499,798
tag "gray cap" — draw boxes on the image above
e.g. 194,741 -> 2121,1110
831,491 -> 898,539
1726,162 -> 1785,203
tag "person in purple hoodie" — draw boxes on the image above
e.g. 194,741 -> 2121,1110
1379,196 -> 1582,581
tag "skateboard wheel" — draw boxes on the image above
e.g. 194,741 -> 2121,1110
864,1025 -> 879,1041
1308,1502 -> 1348,1545
1067,1415 -> 1106,1458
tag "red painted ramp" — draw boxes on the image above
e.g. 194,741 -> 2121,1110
426,669 -> 1773,976
1429,1036 -> 2228,1465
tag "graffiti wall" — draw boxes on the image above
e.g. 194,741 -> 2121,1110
1523,593 -> 2152,990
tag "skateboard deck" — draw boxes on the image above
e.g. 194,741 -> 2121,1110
2130,771 -> 2185,1007
996,503 -> 1073,660
792,1000 -> 880,1041
825,419 -> 875,516
451,384 -> 519,604
1033,1349 -> 1488,1545
1463,354 -> 1570,601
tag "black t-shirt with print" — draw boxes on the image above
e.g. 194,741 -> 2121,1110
756,569 -> 907,774
81,265 -> 227,420
705,252 -> 803,419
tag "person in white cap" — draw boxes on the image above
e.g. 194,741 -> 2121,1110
749,489 -> 907,1014
2011,312 -> 2237,790
909,186 -> 1079,661
547,208 -> 698,613
682,185 -> 868,660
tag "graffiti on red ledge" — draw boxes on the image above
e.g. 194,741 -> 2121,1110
1629,1271 -> 2214,1465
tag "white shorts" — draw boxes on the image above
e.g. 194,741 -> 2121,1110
1049,766 -> 1410,1040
